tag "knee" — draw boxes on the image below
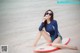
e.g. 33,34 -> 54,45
40,30 -> 46,34
41,30 -> 49,34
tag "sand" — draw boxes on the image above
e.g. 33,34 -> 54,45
0,0 -> 80,53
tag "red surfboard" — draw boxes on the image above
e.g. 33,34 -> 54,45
34,38 -> 70,52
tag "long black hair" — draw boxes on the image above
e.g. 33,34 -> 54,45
43,9 -> 54,27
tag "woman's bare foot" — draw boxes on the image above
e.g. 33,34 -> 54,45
70,46 -> 78,50
47,43 -> 78,50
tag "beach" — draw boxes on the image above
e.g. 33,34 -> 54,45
0,0 -> 80,53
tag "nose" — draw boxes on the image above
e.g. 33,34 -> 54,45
46,14 -> 50,17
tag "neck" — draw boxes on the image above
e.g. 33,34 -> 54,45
47,19 -> 50,24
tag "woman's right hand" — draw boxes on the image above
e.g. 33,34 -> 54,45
42,16 -> 48,22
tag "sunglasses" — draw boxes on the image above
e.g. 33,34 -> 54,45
46,13 -> 52,15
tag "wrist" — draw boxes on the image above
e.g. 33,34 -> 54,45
42,19 -> 46,22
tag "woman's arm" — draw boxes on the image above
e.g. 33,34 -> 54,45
39,17 -> 47,31
53,20 -> 59,39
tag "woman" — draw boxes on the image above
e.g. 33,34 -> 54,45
33,9 -> 77,50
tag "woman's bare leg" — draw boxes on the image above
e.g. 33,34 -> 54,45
33,31 -> 42,46
33,30 -> 51,46
41,30 -> 52,43
52,36 -> 61,44
51,37 -> 78,50
33,30 -> 52,53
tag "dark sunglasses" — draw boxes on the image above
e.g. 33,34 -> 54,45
46,13 -> 52,15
